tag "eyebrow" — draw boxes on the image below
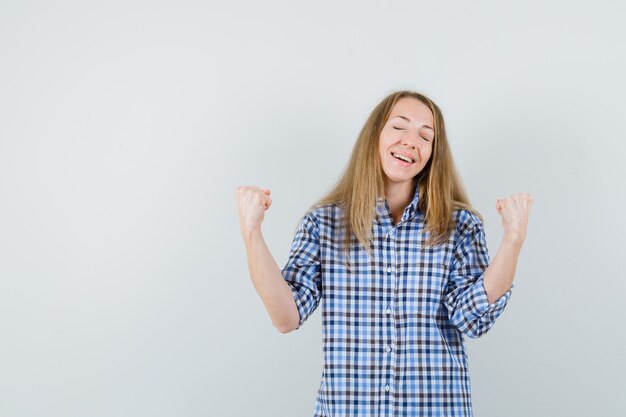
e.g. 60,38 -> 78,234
391,115 -> 434,131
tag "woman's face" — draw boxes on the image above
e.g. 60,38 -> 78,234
378,97 -> 435,186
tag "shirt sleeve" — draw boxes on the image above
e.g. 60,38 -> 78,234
281,212 -> 322,329
443,220 -> 514,339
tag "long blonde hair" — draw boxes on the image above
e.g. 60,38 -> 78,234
305,90 -> 481,264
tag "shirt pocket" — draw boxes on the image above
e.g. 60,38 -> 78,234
398,243 -> 449,316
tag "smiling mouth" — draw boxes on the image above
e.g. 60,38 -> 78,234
391,152 -> 415,164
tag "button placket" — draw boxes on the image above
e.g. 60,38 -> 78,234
380,225 -> 395,402
386,226 -> 398,403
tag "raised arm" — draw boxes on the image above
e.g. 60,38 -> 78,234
236,186 -> 300,333
483,193 -> 534,304
444,193 -> 533,339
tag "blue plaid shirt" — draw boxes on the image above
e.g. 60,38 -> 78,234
282,184 -> 514,417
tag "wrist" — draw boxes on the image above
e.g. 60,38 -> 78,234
243,224 -> 263,243
502,230 -> 524,248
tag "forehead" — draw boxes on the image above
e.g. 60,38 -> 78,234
388,97 -> 434,125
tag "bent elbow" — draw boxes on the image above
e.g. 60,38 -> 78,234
275,322 -> 298,334
272,304 -> 302,334
273,316 -> 299,334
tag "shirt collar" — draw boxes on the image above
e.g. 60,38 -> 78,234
375,182 -> 420,223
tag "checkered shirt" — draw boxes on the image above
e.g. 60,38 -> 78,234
281,184 -> 514,417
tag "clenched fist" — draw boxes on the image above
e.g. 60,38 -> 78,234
495,193 -> 534,245
236,186 -> 272,236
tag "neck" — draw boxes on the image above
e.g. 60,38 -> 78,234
384,180 -> 415,221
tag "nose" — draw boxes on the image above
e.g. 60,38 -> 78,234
400,132 -> 419,149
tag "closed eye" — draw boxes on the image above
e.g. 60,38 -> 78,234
393,126 -> 430,141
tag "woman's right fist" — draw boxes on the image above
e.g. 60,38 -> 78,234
235,186 -> 272,235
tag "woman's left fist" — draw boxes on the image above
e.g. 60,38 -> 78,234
495,193 -> 534,245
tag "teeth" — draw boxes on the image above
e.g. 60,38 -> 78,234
392,152 -> 413,163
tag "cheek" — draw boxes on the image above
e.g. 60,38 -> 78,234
379,134 -> 389,148
423,144 -> 433,159
378,138 -> 390,158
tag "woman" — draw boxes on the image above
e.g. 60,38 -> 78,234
236,90 -> 533,417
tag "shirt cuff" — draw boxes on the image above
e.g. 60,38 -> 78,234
469,275 -> 514,318
286,281 -> 310,328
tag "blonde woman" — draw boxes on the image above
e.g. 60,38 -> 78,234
236,90 -> 533,417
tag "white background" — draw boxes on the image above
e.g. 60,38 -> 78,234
1,1 -> 624,416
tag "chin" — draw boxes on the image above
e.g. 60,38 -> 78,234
387,175 -> 416,183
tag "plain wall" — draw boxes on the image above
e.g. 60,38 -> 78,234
1,0 -> 624,416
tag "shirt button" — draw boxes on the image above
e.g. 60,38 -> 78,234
385,385 -> 390,392
385,346 -> 392,353
386,308 -> 392,314
386,266 -> 392,273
